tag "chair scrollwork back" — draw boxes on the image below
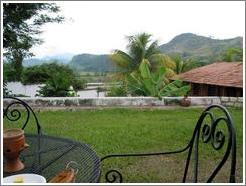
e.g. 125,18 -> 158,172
100,104 -> 237,183
3,97 -> 42,134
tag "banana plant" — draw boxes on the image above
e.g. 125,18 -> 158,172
127,59 -> 190,99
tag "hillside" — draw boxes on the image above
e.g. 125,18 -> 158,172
69,54 -> 118,72
159,33 -> 243,63
23,53 -> 74,67
22,33 -> 243,72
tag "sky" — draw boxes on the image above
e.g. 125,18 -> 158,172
29,1 -> 245,58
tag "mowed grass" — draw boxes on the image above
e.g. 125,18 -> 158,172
4,107 -> 243,183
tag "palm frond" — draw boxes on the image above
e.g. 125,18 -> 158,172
145,40 -> 160,58
109,50 -> 134,70
149,54 -> 176,71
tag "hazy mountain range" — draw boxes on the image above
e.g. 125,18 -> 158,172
23,53 -> 74,67
23,33 -> 243,72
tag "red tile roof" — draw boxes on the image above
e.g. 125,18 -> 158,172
176,62 -> 243,88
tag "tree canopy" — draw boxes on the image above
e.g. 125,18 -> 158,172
3,3 -> 64,81
110,33 -> 176,77
222,47 -> 243,62
3,3 -> 64,59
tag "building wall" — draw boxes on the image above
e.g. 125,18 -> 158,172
189,83 -> 243,97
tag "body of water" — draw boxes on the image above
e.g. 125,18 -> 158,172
6,82 -> 106,98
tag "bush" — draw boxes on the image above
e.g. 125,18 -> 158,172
72,78 -> 87,91
20,63 -> 87,97
21,65 -> 50,84
36,71 -> 77,97
21,63 -> 75,84
107,83 -> 127,97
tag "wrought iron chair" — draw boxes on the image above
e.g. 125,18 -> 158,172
3,96 -> 43,173
100,104 -> 237,183
3,96 -> 42,134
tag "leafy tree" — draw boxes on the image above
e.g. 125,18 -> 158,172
171,55 -> 198,74
21,63 -> 72,84
222,47 -> 243,62
20,63 -> 86,92
21,65 -> 51,84
3,3 -> 64,80
3,63 -> 17,82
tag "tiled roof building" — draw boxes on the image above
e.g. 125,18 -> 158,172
176,62 -> 243,97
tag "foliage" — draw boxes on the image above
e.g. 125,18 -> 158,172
3,81 -> 12,97
127,60 -> 190,98
18,63 -> 86,97
171,55 -> 199,74
3,63 -> 18,82
20,63 -> 86,90
3,3 -> 64,58
222,47 -> 243,62
36,71 -> 76,97
110,33 -> 168,73
21,62 -> 73,84
106,83 -> 128,97
21,64 -> 51,84
72,78 -> 87,91
3,3 -> 64,80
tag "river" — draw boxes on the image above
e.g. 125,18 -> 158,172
6,82 -> 106,97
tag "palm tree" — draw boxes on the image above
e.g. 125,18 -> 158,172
222,47 -> 243,62
171,55 -> 198,74
110,33 -> 175,75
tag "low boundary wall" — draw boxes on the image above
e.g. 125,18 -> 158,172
3,97 -> 243,108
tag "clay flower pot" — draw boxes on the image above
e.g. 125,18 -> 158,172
180,95 -> 191,107
3,128 -> 29,173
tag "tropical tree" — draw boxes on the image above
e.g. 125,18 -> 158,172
110,33 -> 176,76
171,55 -> 198,74
127,60 -> 190,99
222,47 -> 243,62
3,3 -> 64,80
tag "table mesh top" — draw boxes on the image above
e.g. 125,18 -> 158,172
3,134 -> 100,183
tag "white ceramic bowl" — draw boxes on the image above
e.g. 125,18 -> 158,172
3,174 -> 46,183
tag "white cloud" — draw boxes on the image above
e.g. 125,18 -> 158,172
30,1 -> 245,57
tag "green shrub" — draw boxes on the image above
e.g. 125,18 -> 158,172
21,66 -> 50,84
36,71 -> 77,97
21,63 -> 75,84
72,78 -> 87,91
107,83 -> 127,97
20,63 -> 87,97
126,60 -> 190,98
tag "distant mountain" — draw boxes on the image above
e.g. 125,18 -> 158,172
41,53 -> 74,63
159,33 -> 243,63
23,33 -> 243,71
23,53 -> 74,67
68,54 -> 118,72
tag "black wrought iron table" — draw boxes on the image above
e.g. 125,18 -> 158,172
3,134 -> 101,183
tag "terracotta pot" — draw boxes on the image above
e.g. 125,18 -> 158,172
3,128 -> 28,173
180,96 -> 191,107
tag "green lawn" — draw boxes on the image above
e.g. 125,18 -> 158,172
4,107 -> 243,183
